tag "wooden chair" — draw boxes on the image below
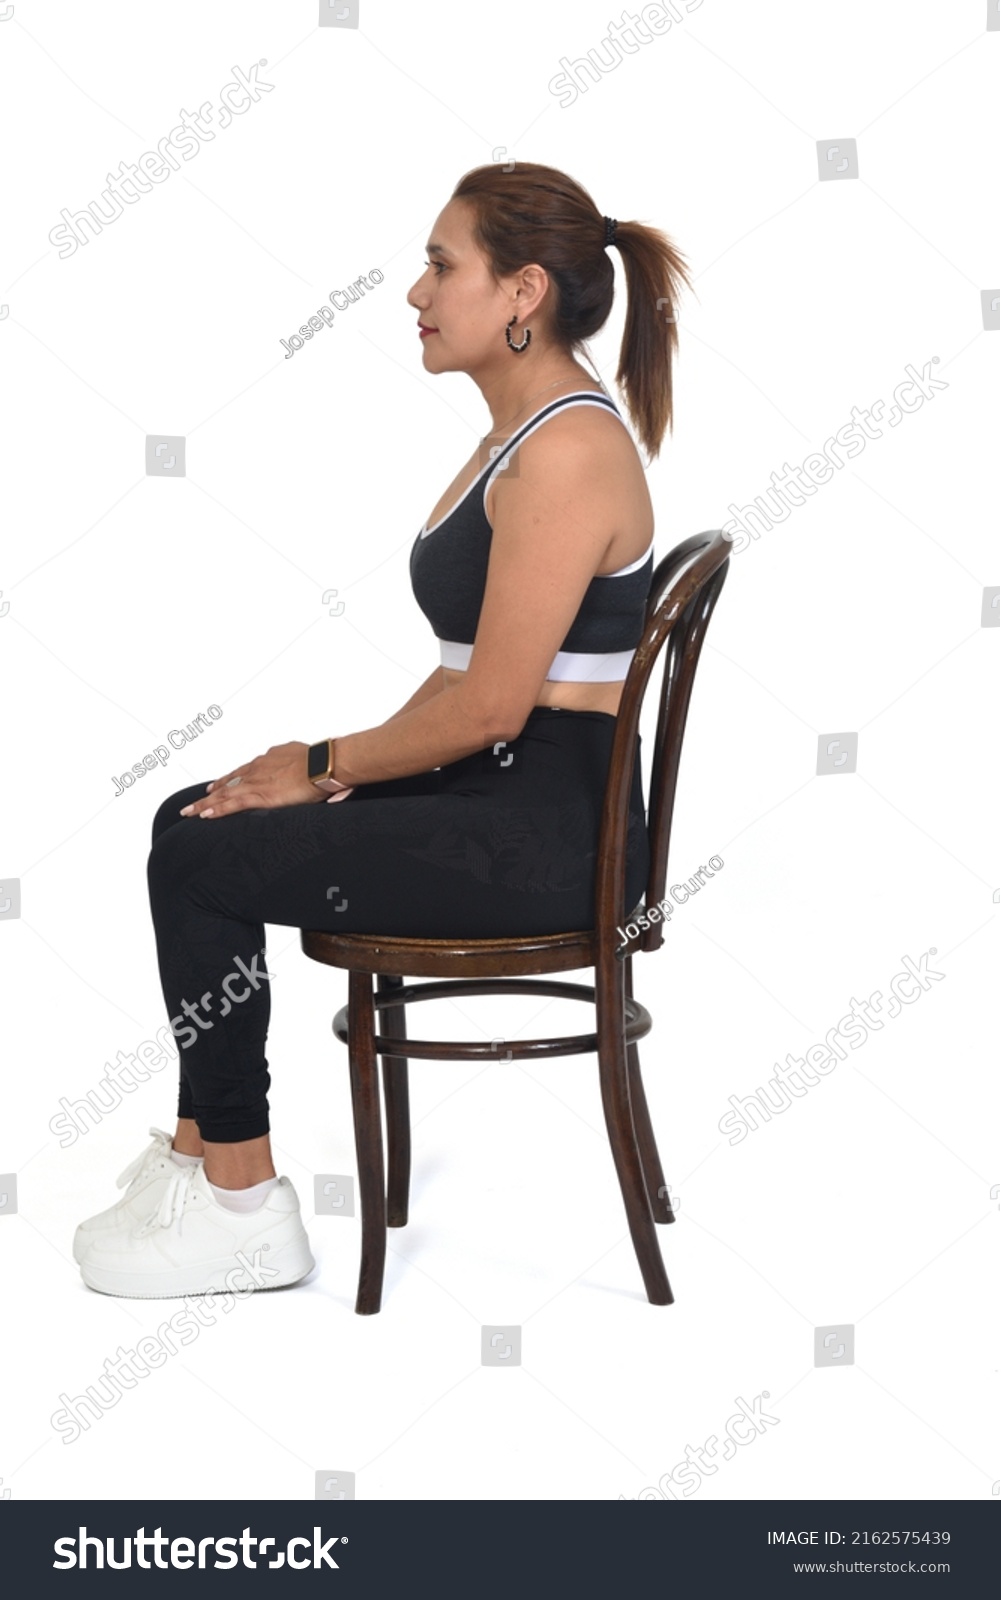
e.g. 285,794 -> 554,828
301,529 -> 731,1313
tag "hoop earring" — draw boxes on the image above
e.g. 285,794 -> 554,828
505,315 -> 531,353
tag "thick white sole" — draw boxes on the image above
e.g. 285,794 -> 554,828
79,1229 -> 316,1299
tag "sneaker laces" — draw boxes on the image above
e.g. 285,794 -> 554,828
115,1127 -> 174,1191
153,1167 -> 199,1234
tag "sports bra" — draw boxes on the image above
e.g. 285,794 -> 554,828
409,390 -> 654,683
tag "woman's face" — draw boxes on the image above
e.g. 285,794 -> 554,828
406,197 -> 545,377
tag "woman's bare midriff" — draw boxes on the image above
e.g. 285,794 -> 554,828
425,381 -> 654,720
440,665 -> 628,717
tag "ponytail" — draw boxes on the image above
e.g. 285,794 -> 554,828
452,160 -> 693,459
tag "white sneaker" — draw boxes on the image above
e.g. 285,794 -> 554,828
72,1127 -> 202,1264
78,1163 -> 315,1299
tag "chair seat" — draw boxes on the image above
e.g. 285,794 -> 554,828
301,924 -> 606,979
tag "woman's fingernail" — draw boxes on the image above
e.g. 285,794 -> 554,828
206,782 -> 215,792
179,805 -> 193,816
200,808 -> 215,818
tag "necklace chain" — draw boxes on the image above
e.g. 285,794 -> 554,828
483,374 -> 605,442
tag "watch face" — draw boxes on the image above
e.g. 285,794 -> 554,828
307,741 -> 329,781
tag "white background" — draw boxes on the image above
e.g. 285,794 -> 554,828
0,0 -> 996,1503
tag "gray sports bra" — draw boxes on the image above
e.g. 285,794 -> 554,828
409,390 -> 654,683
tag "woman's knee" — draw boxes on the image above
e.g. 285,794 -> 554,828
151,782 -> 211,844
147,791 -> 220,901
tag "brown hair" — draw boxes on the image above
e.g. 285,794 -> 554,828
451,160 -> 693,460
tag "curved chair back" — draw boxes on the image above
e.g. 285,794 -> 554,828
594,529 -> 731,964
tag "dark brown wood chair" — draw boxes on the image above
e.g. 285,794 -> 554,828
301,528 -> 731,1313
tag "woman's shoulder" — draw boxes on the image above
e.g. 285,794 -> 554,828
485,392 -> 646,530
514,389 -> 638,472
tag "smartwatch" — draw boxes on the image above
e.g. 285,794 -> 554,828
307,738 -> 351,795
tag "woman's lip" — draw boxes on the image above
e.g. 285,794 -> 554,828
419,327 -> 438,337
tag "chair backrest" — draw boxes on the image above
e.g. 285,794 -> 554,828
593,529 -> 731,962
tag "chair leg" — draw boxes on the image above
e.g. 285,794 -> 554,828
626,1044 -> 675,1224
377,973 -> 411,1228
348,969 -> 387,1314
624,955 -> 675,1225
596,966 -> 673,1306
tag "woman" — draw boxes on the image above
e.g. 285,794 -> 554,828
73,161 -> 691,1299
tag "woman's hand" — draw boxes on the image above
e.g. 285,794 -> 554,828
179,741 -> 325,819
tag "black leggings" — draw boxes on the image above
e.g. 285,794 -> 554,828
146,707 -> 649,1143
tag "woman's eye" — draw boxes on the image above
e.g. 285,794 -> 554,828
423,260 -> 445,274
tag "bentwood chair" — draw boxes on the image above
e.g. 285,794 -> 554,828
301,529 -> 730,1313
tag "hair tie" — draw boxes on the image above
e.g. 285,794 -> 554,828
603,216 -> 618,248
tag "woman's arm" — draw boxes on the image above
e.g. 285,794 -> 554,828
383,665 -> 447,724
331,678 -> 503,788
331,415 -> 624,790
182,419 -> 626,816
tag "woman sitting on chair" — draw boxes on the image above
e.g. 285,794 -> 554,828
73,159 -> 691,1300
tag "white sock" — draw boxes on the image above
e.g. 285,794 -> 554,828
170,1148 -> 202,1167
208,1176 -> 280,1213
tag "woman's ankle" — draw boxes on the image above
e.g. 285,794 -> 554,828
172,1118 -> 205,1158
201,1132 -> 276,1190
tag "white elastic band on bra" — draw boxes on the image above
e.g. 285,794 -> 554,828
597,540 -> 654,577
439,639 -> 636,683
